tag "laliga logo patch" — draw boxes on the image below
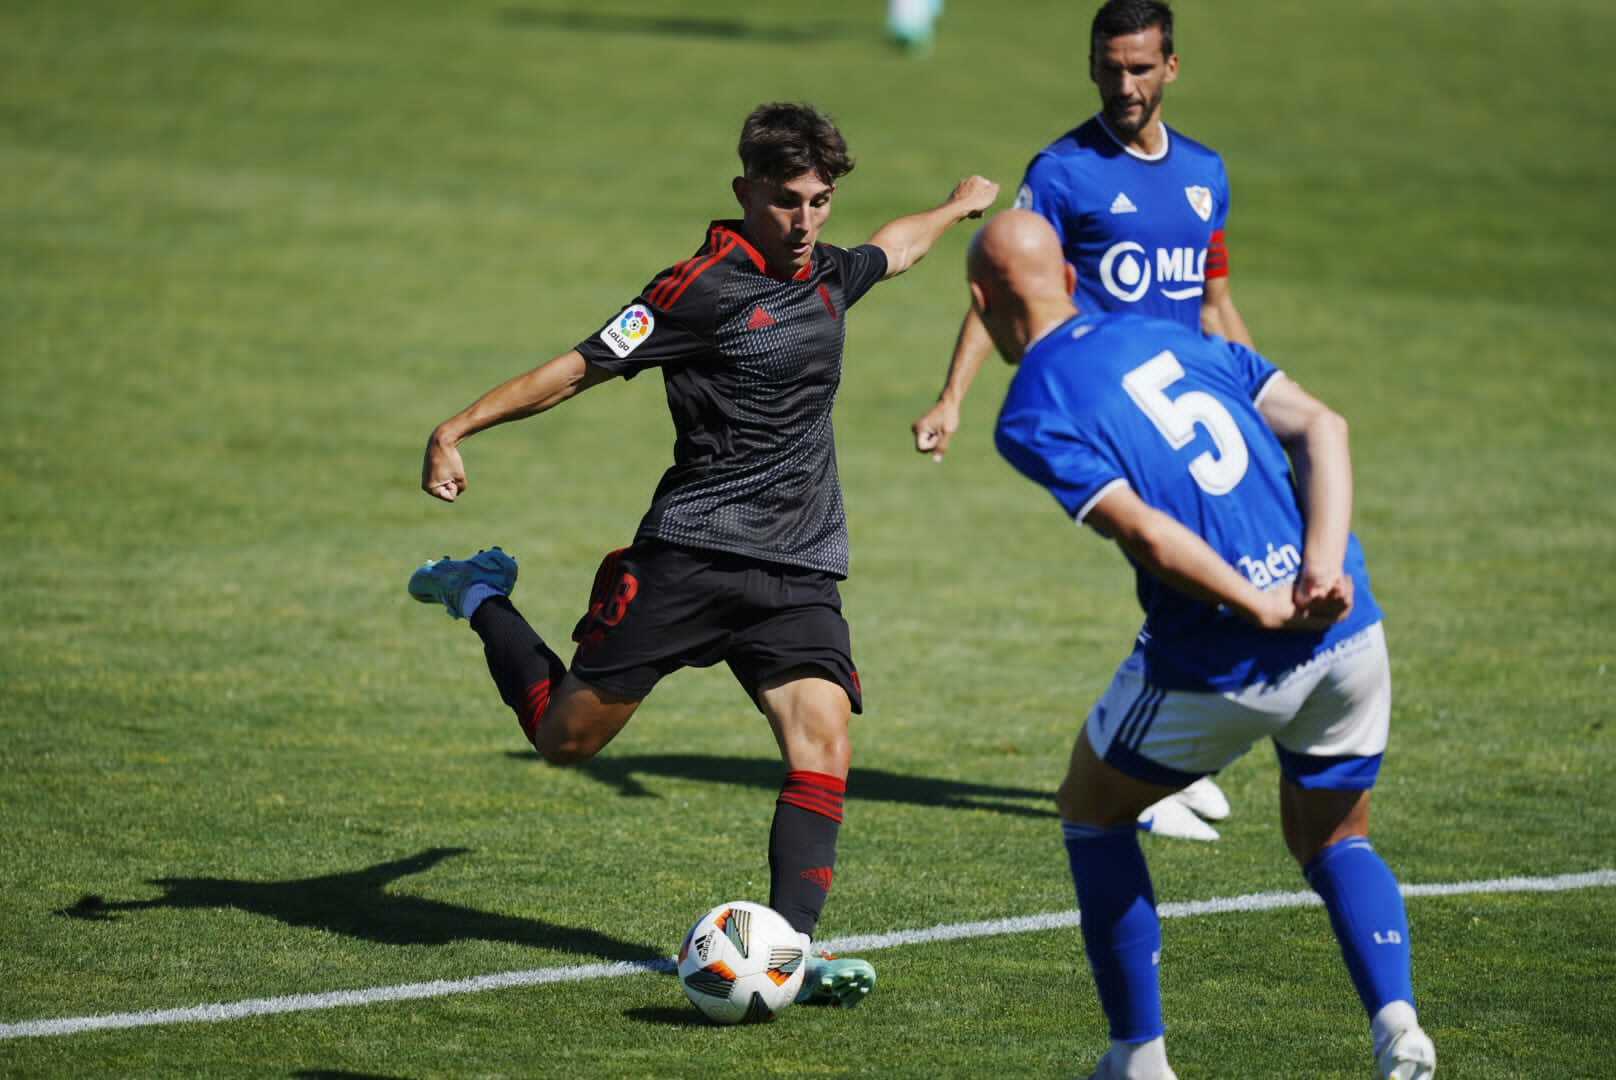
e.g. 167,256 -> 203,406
1185,185 -> 1213,222
600,303 -> 655,359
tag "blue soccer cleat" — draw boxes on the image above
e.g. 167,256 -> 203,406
795,950 -> 875,1008
408,547 -> 517,619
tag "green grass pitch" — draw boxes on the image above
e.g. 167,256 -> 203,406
3,0 -> 1614,1075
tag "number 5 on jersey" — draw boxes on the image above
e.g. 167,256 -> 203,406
1122,350 -> 1249,495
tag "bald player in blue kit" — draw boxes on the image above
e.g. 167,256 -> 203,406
914,0 -> 1253,840
968,210 -> 1435,1080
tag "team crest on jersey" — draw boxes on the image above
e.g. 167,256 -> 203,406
1013,184 -> 1034,210
600,304 -> 654,358
1184,186 -> 1213,222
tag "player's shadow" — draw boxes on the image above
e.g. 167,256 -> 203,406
527,752 -> 1057,820
56,847 -> 667,966
497,8 -> 856,44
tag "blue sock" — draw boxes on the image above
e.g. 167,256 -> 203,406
1305,836 -> 1414,1020
1062,822 -> 1164,1042
461,582 -> 503,621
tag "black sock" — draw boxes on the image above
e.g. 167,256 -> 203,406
468,595 -> 567,746
768,770 -> 846,938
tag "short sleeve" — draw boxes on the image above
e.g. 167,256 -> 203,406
994,364 -> 1126,521
1223,339 -> 1281,402
1015,154 -> 1073,249
824,243 -> 888,309
575,265 -> 716,380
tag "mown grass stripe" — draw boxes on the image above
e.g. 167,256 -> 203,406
4,868 -> 1610,1041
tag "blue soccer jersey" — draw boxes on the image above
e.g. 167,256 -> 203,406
1013,116 -> 1230,329
995,313 -> 1381,692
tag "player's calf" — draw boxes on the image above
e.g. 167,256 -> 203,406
406,549 -> 573,749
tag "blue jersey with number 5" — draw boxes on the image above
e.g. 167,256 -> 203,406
994,313 -> 1380,691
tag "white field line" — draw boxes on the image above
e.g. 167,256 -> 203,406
4,868 -> 1612,1041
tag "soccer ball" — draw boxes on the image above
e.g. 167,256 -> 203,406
676,901 -> 806,1024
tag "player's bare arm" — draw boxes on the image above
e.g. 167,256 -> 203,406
1256,373 -> 1355,618
869,175 -> 999,280
912,307 -> 995,460
421,349 -> 614,503
1200,275 -> 1255,347
1085,484 -> 1342,632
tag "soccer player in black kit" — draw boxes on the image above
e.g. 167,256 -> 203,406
411,102 -> 998,1006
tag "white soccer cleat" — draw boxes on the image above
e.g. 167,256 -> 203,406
1086,1042 -> 1178,1080
1137,795 -> 1219,842
1376,1025 -> 1436,1080
1172,777 -> 1230,821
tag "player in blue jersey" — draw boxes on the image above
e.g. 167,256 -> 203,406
968,211 -> 1435,1080
913,0 -> 1250,839
914,0 -> 1254,457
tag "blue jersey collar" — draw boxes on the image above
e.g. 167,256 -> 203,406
1094,113 -> 1172,162
1024,313 -> 1100,363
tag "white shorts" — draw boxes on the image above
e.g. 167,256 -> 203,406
1086,623 -> 1391,791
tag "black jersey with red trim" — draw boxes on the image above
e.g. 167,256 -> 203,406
574,220 -> 888,578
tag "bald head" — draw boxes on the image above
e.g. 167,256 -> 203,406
967,210 -> 1078,363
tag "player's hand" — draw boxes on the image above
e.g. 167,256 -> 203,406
1293,567 -> 1354,624
1250,589 -> 1341,632
421,429 -> 467,503
912,399 -> 961,462
949,175 -> 1000,220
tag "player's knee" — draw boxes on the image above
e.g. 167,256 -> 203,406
1055,776 -> 1085,822
1056,775 -> 1127,827
1281,785 -> 1372,866
780,731 -> 849,777
535,732 -> 600,767
531,713 -> 605,767
813,727 -> 852,773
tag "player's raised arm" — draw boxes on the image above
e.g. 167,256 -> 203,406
1256,372 -> 1354,618
869,175 -> 999,280
421,349 -> 614,503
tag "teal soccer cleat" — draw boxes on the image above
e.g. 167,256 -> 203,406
408,548 -> 517,618
795,950 -> 876,1008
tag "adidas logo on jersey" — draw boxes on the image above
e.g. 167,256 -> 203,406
1109,192 -> 1138,214
747,305 -> 777,330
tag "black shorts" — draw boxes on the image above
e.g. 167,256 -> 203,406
568,540 -> 862,713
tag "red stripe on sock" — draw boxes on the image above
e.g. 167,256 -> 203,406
779,770 -> 846,823
787,770 -> 846,794
779,792 -> 844,821
520,679 -> 552,748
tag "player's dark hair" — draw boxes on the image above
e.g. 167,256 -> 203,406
1090,0 -> 1174,58
738,102 -> 855,187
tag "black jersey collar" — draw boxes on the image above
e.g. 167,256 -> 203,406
714,220 -> 816,282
